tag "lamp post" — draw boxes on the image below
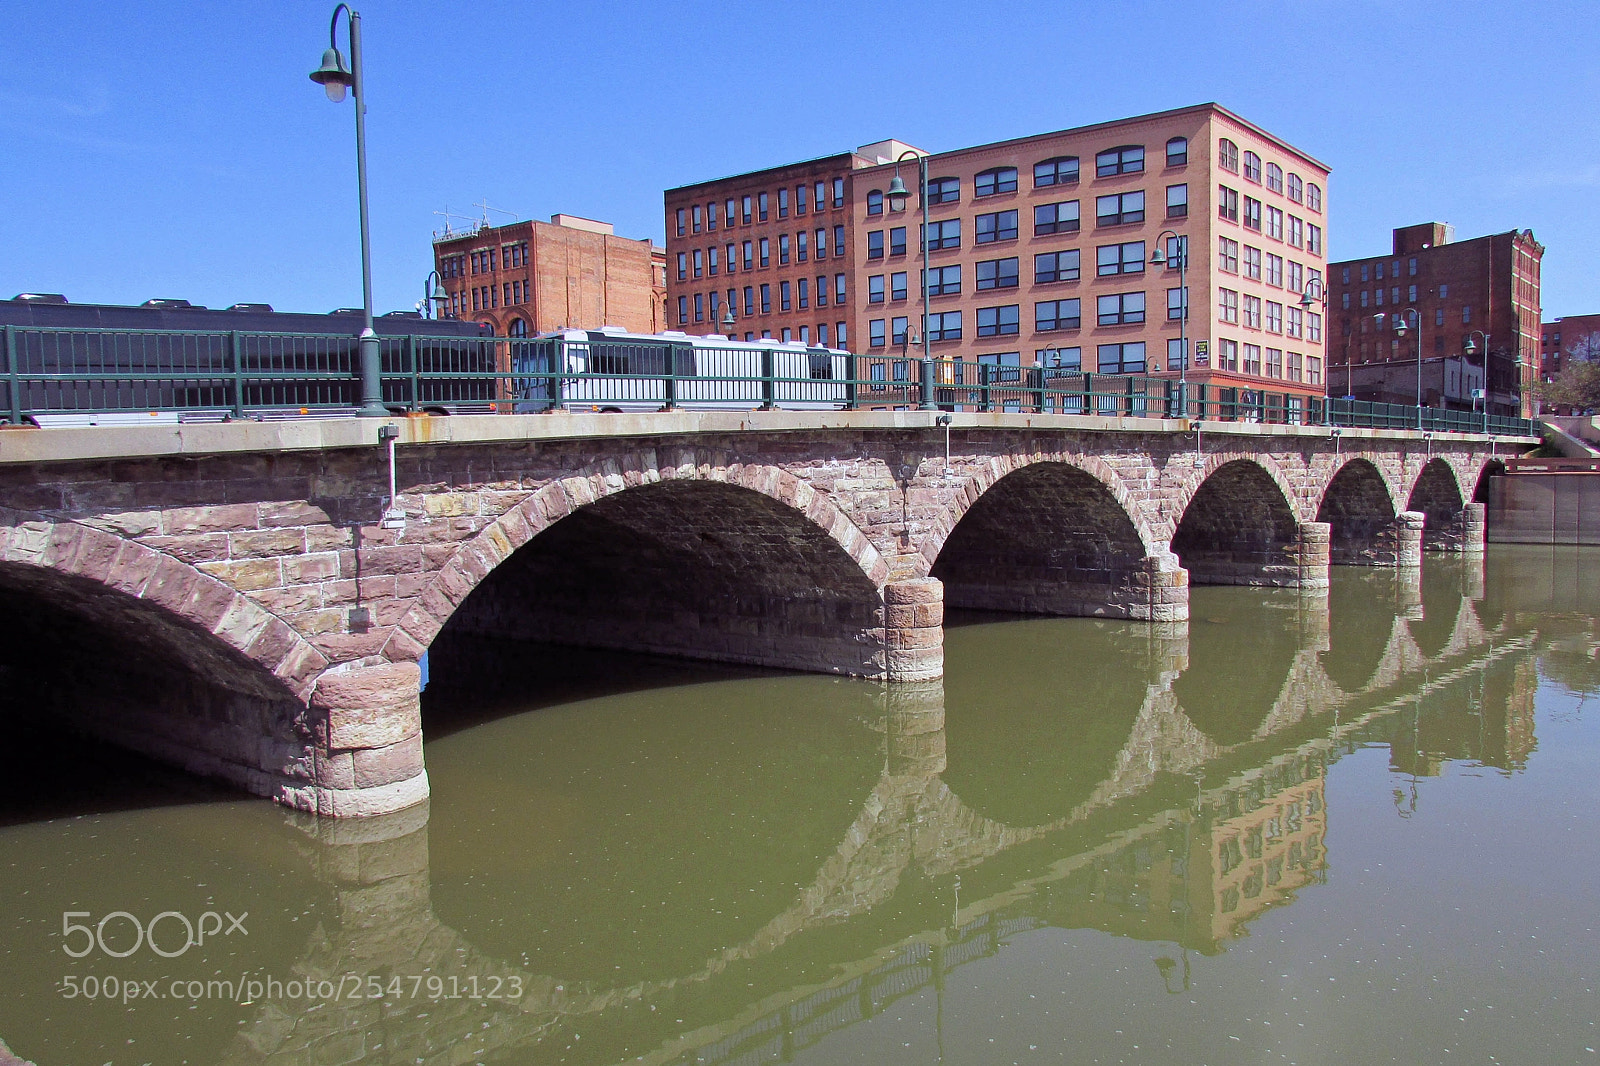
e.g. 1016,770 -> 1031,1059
1299,275 -> 1328,419
721,307 -> 736,337
422,270 -> 448,320
887,150 -> 936,410
1464,330 -> 1491,431
310,4 -> 388,417
1151,232 -> 1189,418
1375,308 -> 1424,431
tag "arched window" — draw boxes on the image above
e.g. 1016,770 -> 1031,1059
866,189 -> 884,216
1266,162 -> 1284,193
1166,137 -> 1188,166
975,166 -> 1018,196
1095,145 -> 1144,177
1243,150 -> 1262,182
1287,173 -> 1304,203
1034,156 -> 1079,187
507,318 -> 527,337
1307,182 -> 1323,212
1218,138 -> 1240,173
927,176 -> 961,204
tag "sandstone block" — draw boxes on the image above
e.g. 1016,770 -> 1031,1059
229,528 -> 307,559
883,577 -> 944,606
313,662 -> 422,750
198,557 -> 283,591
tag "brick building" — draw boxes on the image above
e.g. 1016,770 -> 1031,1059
1541,312 -> 1600,378
665,104 -> 1331,411
433,214 -> 666,336
1329,224 -> 1543,417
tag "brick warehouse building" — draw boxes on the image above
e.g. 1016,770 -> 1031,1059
433,214 -> 667,336
1328,223 -> 1543,418
664,104 -> 1331,412
1542,313 -> 1600,378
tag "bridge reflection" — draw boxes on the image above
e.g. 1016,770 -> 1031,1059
177,550 -> 1567,1066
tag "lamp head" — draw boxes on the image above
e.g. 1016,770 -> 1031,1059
1463,337 -> 1477,356
310,47 -> 353,102
1149,246 -> 1167,266
721,309 -> 736,331
429,279 -> 448,306
1299,289 -> 1314,308
886,171 -> 908,198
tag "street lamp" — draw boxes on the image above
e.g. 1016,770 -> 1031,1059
310,4 -> 387,417
721,307 -> 736,337
887,150 -> 936,410
422,270 -> 448,320
1375,308 -> 1424,431
1464,330 -> 1491,431
1151,232 -> 1189,417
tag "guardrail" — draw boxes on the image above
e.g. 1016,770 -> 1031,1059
0,326 -> 1542,438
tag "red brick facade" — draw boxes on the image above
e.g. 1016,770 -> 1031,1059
433,214 -> 666,337
1329,224 -> 1543,417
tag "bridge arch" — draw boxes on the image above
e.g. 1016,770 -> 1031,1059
1316,457 -> 1400,564
1170,457 -> 1303,587
394,460 -> 895,678
1407,457 -> 1469,552
1472,458 -> 1506,504
923,456 -> 1182,621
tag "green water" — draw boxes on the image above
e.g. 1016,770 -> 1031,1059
2,547 -> 1598,1065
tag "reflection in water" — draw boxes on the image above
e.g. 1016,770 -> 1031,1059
0,547 -> 1596,1065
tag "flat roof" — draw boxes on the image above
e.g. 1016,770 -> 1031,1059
665,151 -> 860,196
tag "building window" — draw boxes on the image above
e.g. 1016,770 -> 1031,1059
1266,254 -> 1284,286
816,275 -> 828,306
743,241 -> 753,270
927,311 -> 962,341
1096,191 -> 1144,225
779,234 -> 790,264
924,218 -> 962,250
1166,137 -> 1188,166
677,295 -> 688,323
836,274 -> 847,304
796,183 -> 808,215
1307,183 -> 1322,212
1168,287 -> 1189,322
692,205 -> 702,233
1408,284 -> 1418,304
1266,301 -> 1283,333
1265,206 -> 1284,240
1308,312 -> 1322,342
1035,249 -> 1081,283
977,304 -> 1020,337
1097,342 -> 1146,373
1097,292 -> 1146,326
1218,138 -> 1240,173
926,264 -> 962,295
975,167 -> 1018,196
758,192 -> 769,221
1218,287 -> 1239,324
1167,184 -> 1188,218
1266,162 -> 1283,193
1218,237 -> 1240,273
676,252 -> 687,281
834,225 -> 846,255
1463,305 -> 1472,324
1361,290 -> 1370,308
1265,347 -> 1284,378
836,320 -> 847,346
976,258 -> 1019,290
693,249 -> 703,278
1218,185 -> 1239,222
743,286 -> 755,315
867,231 -> 884,259
816,228 -> 827,260
1097,241 -> 1146,277
777,188 -> 789,218
707,202 -> 718,232
1034,156 -> 1080,187
1036,298 -> 1082,331
1243,245 -> 1262,280
833,178 -> 845,208
927,176 -> 961,204
1217,339 -> 1239,372
1307,224 -> 1323,255
1034,200 -> 1080,235
798,277 -> 809,309
1439,283 -> 1448,299
725,243 -> 736,274
759,238 -> 770,267
1307,355 -> 1322,384
867,189 -> 884,216
1243,196 -> 1262,231
1286,306 -> 1303,338
797,231 -> 808,262
1243,150 -> 1262,183
708,247 -> 718,276
741,195 -> 752,224
817,323 -> 828,345
761,284 -> 771,314
676,208 -> 686,237
780,281 -> 792,311
870,319 -> 886,347
890,227 -> 907,256
708,291 -> 720,322
1408,257 -> 1418,277
694,292 -> 704,322
1096,144 -> 1144,176
1287,261 -> 1303,293
974,211 -> 1017,244
1287,215 -> 1304,248
1243,294 -> 1262,328
890,272 -> 907,301
1287,173 -> 1303,203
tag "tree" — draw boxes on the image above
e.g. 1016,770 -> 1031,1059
1538,331 -> 1600,411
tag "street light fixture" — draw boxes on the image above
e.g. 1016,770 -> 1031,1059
310,4 -> 387,417
1151,232 -> 1189,418
1299,276 -> 1330,418
721,307 -> 736,336
888,150 -> 936,410
422,270 -> 448,320
1464,330 -> 1491,431
1375,308 -> 1424,431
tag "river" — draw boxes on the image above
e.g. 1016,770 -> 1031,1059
1,546 -> 1597,1065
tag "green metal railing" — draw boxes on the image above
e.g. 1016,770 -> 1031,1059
0,325 -> 1542,438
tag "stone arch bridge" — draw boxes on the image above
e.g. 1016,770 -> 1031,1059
0,410 -> 1527,816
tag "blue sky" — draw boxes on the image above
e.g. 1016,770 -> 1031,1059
2,1 -> 1593,318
